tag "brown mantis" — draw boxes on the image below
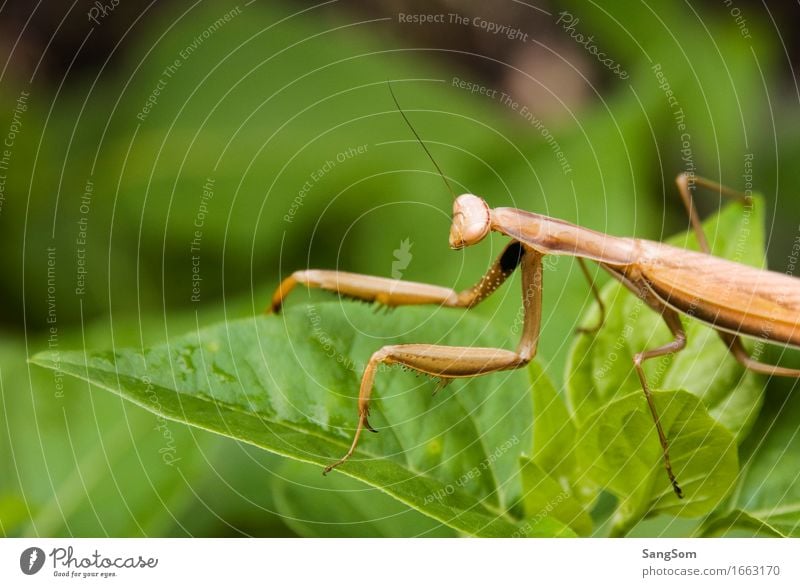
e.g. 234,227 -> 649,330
269,98 -> 800,499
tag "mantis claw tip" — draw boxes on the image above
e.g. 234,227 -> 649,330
669,475 -> 684,499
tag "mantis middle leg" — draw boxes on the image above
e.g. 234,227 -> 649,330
606,269 -> 688,498
576,257 -> 607,334
630,305 -> 687,499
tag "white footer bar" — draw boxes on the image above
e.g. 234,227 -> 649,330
1,538 -> 798,586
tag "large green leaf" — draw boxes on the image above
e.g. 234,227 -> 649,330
519,457 -> 592,536
32,302 -> 573,537
567,197 -> 767,441
699,376 -> 800,537
272,460 -> 455,537
0,331 -> 290,538
530,362 -> 577,484
576,390 -> 738,535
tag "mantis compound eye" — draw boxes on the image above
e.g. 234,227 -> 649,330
450,194 -> 491,249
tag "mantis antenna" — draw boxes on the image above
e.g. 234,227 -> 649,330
387,81 -> 456,200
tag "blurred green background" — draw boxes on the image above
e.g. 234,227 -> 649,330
1,0 -> 799,537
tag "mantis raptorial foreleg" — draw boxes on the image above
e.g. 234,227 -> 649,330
322,247 -> 544,474
269,242 -> 525,314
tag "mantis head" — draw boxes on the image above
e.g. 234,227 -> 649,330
450,194 -> 491,249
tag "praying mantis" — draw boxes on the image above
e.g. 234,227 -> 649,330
269,95 -> 800,499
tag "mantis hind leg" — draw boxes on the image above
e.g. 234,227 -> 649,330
631,307 -> 687,499
717,332 -> 800,377
674,173 -> 752,254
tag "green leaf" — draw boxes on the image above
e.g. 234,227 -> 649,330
272,460 -> 455,537
698,509 -> 784,538
576,390 -> 738,534
31,302 -> 572,537
700,378 -> 800,537
567,197 -> 767,441
530,362 -> 577,482
519,457 -> 592,536
528,361 -> 597,510
0,494 -> 28,536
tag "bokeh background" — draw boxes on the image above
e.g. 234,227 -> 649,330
2,0 -> 800,537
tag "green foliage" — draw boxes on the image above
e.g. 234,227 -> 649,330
567,197 -> 767,442
0,333 -> 289,537
272,460 -> 455,538
576,390 -> 738,535
698,377 -> 800,537
32,304 -> 574,537
5,0 -> 800,538
519,457 -> 592,536
30,194 -> 800,538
